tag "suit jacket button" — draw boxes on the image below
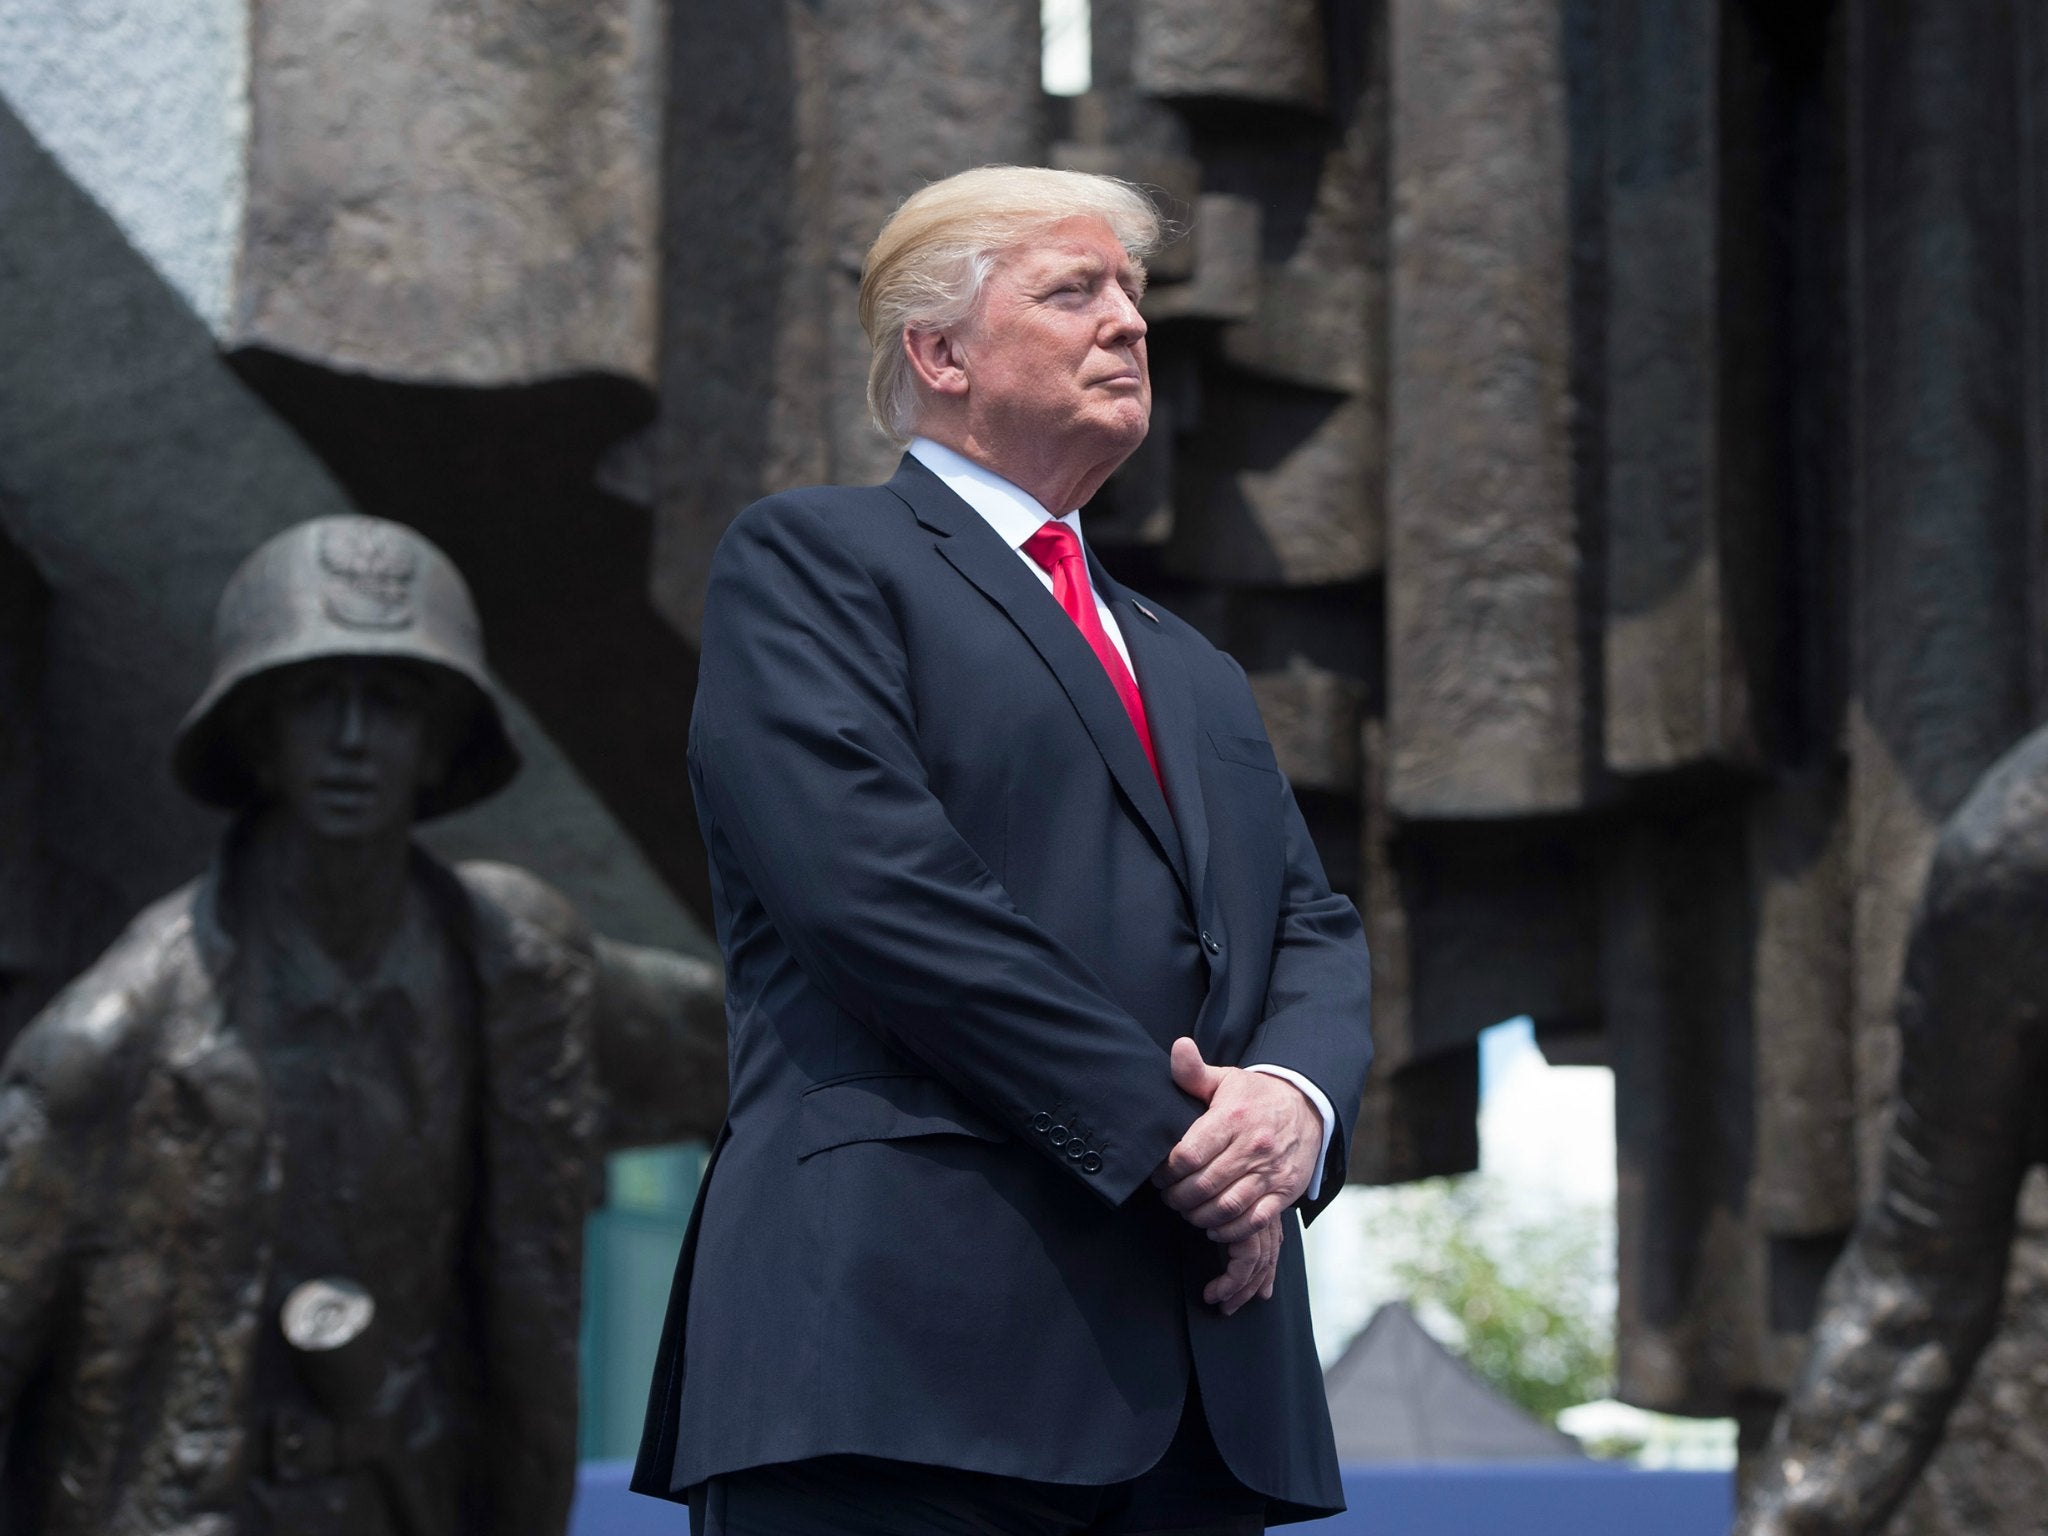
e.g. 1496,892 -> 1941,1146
1032,1112 -> 1053,1133
1080,1152 -> 1103,1174
1049,1125 -> 1070,1147
1201,931 -> 1221,956
1066,1141 -> 1086,1161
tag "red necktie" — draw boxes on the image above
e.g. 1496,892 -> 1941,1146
1022,521 -> 1162,788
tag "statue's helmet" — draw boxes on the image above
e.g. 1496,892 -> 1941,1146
171,515 -> 520,820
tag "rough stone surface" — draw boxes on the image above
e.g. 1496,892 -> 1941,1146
1141,193 -> 1262,321
1219,65 -> 1383,398
1176,385 -> 1378,586
1603,0 -> 1770,774
1221,262 -> 1371,393
229,0 -> 665,389
1348,718 -> 1483,1188
1404,823 -> 1600,1059
1133,0 -> 1328,111
1067,0 -> 1197,164
1603,809 -> 1761,1413
1387,0 -> 1584,818
0,0 -> 246,329
1750,772 -> 1857,1245
1204,54 -> 1385,580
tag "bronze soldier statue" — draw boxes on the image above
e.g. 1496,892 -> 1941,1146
1737,725 -> 2048,1534
0,516 -> 726,1536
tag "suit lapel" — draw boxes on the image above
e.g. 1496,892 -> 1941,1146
1101,567 -> 1209,913
887,458 -> 1190,899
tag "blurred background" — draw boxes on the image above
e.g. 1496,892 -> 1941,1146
6,0 -> 2048,1530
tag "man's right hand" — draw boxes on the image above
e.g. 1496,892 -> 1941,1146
1161,1036 -> 1292,1312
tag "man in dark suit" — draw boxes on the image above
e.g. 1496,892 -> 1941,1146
634,165 -> 1375,1534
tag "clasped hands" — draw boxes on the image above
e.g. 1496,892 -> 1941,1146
1152,1037 -> 1322,1316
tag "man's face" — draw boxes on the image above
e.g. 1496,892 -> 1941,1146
252,658 -> 447,842
959,215 -> 1151,468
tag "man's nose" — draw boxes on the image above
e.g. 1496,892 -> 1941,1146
1103,287 -> 1146,345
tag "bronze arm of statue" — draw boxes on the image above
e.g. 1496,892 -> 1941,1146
1737,732 -> 2048,1535
460,857 -> 728,1153
592,936 -> 727,1150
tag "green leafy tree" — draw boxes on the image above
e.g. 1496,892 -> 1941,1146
1385,1176 -> 1614,1426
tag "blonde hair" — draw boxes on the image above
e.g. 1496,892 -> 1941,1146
858,165 -> 1164,443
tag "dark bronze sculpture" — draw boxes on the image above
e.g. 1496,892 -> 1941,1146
0,516 -> 725,1536
1736,726 -> 2048,1534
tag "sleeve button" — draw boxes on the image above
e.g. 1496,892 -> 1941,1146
1080,1153 -> 1103,1174
1032,1112 -> 1053,1133
1049,1125 -> 1070,1147
1066,1141 -> 1087,1161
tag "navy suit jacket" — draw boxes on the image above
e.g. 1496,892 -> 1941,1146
633,454 -> 1374,1523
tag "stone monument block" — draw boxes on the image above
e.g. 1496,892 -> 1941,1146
1388,0 -> 1585,818
230,0 -> 666,389
1176,381 -> 1378,585
1133,0 -> 1329,112
1604,0 -> 1772,775
1141,193 -> 1262,321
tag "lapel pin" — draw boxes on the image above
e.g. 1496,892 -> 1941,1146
1132,600 -> 1159,625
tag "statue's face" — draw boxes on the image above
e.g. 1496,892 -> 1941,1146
252,658 -> 448,842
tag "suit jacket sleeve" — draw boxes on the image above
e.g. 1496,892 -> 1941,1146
1245,766 -> 1374,1221
691,494 -> 1200,1206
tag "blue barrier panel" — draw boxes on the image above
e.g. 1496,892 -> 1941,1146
573,1461 -> 680,1535
1307,1463 -> 1734,1535
572,1458 -> 1736,1535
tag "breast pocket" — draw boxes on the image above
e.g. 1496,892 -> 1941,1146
1209,731 -> 1280,774
795,1072 -> 1008,1161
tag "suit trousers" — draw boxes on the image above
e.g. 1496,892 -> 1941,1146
685,1380 -> 1266,1536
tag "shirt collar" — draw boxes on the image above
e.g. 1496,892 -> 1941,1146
908,437 -> 1087,553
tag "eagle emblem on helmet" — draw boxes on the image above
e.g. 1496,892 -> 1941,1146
319,519 -> 420,630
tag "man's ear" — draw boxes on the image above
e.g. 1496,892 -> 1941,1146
903,324 -> 971,401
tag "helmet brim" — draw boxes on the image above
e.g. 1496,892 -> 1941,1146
171,646 -> 521,822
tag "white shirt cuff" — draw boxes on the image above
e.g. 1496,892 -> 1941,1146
1244,1064 -> 1337,1203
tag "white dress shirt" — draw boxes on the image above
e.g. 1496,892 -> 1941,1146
907,437 -> 1337,1199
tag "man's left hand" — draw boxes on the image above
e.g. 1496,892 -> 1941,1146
1154,1037 -> 1322,1244
1205,1224 -> 1283,1315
